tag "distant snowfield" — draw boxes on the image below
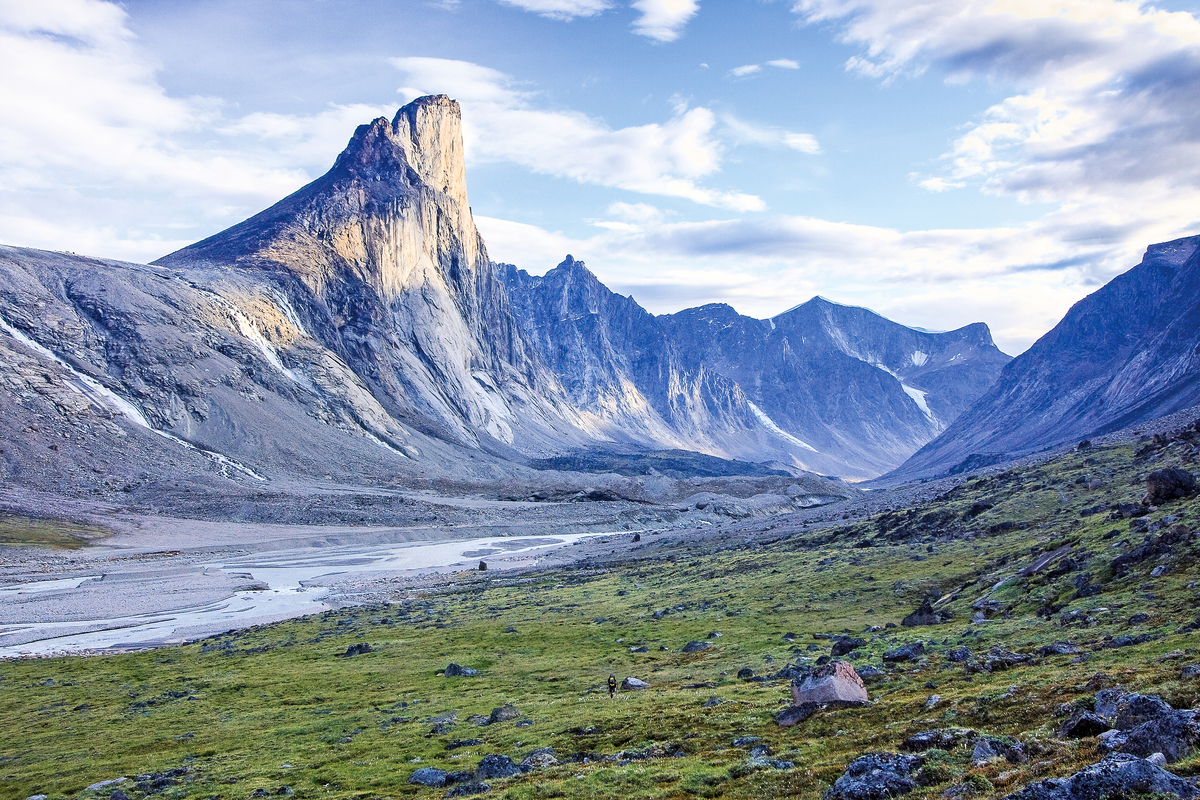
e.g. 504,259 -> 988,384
0,532 -> 604,658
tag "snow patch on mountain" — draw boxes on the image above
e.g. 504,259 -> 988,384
747,401 -> 818,452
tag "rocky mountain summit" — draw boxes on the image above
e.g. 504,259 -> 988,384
892,235 -> 1200,481
0,95 -> 1011,509
504,257 -> 1009,478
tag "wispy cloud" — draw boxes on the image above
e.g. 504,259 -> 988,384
729,64 -> 762,77
494,0 -> 612,20
722,115 -> 822,155
766,59 -> 800,69
631,0 -> 700,42
393,56 -> 764,211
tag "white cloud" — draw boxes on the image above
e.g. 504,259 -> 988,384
782,132 -> 821,154
631,0 -> 700,42
495,0 -> 613,20
392,56 -> 764,211
476,209 -> 1110,354
766,59 -> 800,69
790,0 -> 1200,290
729,64 -> 762,77
722,115 -> 822,155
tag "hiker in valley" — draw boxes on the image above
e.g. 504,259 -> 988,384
608,674 -> 617,698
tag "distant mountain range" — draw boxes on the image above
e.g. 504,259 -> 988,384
17,93 -> 1184,499
889,235 -> 1200,481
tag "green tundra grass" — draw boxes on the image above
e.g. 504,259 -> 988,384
3,432 -> 1199,800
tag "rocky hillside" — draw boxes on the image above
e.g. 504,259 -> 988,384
504,257 -> 1010,479
891,235 -> 1200,481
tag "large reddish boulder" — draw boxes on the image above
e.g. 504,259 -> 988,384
791,661 -> 869,705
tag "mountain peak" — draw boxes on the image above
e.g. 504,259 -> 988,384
390,94 -> 468,209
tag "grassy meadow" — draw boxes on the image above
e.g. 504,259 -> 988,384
3,432 -> 1200,800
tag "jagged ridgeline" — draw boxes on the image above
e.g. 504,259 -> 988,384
0,95 -> 1010,493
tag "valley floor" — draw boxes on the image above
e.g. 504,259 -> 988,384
2,408 -> 1200,799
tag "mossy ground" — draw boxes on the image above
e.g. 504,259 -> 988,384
0,515 -> 111,550
3,436 -> 1199,800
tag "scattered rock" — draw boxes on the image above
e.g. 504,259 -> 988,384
1037,641 -> 1077,657
444,663 -> 478,677
487,704 -> 520,725
340,643 -> 372,657
732,736 -> 761,747
946,646 -> 974,663
967,646 -> 1032,673
1106,709 -> 1200,763
702,697 -> 722,708
901,597 -> 951,627
520,747 -> 558,769
1143,467 -> 1197,505
1002,753 -> 1198,799
901,728 -> 978,752
824,752 -> 921,800
682,640 -> 711,653
737,667 -> 755,679
475,754 -> 519,780
1114,694 -> 1173,730
883,642 -> 925,663
408,767 -> 449,787
1056,709 -> 1111,739
621,677 -> 650,690
857,665 -> 885,683
831,636 -> 867,657
444,783 -> 490,797
629,645 -> 648,653
1181,664 -> 1200,679
86,778 -> 127,792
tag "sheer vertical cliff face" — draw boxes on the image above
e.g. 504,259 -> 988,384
891,236 -> 1200,481
155,95 -> 568,450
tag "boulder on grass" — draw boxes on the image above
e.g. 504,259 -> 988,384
407,767 -> 448,787
1106,709 -> 1200,763
1002,753 -> 1198,799
791,661 -> 869,705
444,663 -> 478,677
1056,709 -> 1111,739
621,677 -> 650,690
824,752 -> 920,800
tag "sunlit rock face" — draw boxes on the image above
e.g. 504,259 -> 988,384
0,95 -> 1012,496
156,94 -> 576,452
893,235 -> 1200,482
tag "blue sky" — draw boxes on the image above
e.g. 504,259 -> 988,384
3,0 -> 1200,353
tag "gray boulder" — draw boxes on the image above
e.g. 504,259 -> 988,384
682,640 -> 711,653
407,767 -> 448,787
520,747 -> 557,769
883,642 -> 924,663
1106,709 -> 1200,763
475,754 -> 519,780
824,752 -> 920,800
901,728 -> 978,752
444,663 -> 478,677
1114,694 -> 1173,730
621,677 -> 650,690
487,704 -> 520,725
1003,753 -> 1198,799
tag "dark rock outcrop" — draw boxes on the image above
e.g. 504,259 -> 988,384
1003,753 -> 1198,799
824,752 -> 921,800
